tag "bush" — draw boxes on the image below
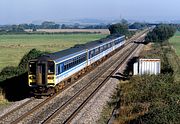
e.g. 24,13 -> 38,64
0,49 -> 47,82
0,66 -> 20,82
145,24 -> 176,43
18,48 -> 48,73
118,74 -> 180,123
108,41 -> 180,123
108,23 -> 129,35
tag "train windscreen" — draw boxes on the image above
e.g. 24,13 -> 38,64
48,61 -> 55,74
29,61 -> 36,74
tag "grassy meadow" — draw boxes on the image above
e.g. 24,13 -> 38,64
169,31 -> 180,56
0,34 -> 106,70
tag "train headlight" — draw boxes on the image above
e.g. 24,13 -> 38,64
29,76 -> 36,79
48,77 -> 54,80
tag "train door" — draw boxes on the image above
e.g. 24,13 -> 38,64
37,63 -> 47,85
41,63 -> 46,84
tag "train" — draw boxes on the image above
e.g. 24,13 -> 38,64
28,35 -> 125,95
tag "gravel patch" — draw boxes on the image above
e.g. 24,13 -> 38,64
71,78 -> 118,124
0,98 -> 30,118
0,98 -> 44,124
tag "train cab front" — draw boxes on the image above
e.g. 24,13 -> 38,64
28,59 -> 56,96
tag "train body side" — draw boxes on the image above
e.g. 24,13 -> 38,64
87,36 -> 125,65
28,35 -> 125,94
54,36 -> 125,85
54,51 -> 87,86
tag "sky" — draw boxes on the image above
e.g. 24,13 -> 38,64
0,0 -> 180,24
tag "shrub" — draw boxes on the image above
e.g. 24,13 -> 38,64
18,48 -> 48,73
0,49 -> 47,82
0,66 -> 19,82
109,41 -> 180,123
108,23 -> 129,36
145,24 -> 176,43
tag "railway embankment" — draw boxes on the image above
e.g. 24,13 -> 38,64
99,42 -> 180,124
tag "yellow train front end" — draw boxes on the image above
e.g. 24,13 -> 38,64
28,60 -> 56,96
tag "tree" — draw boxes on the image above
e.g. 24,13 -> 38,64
73,23 -> 80,29
108,23 -> 129,35
32,28 -> 37,32
61,24 -> 66,29
129,22 -> 147,29
41,21 -> 59,29
120,19 -> 128,25
10,25 -> 25,33
18,49 -> 48,72
145,24 -> 176,43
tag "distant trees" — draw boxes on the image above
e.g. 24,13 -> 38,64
74,23 -> 80,29
0,21 -> 111,34
108,19 -> 137,37
129,22 -> 148,29
1,25 -> 26,34
61,24 -> 66,29
41,21 -> 59,29
169,24 -> 180,31
108,23 -> 129,35
32,28 -> 37,32
145,24 -> 176,42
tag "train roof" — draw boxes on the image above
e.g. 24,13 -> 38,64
37,34 -> 125,63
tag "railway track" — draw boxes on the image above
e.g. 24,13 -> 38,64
0,98 -> 47,124
42,44 -> 140,124
0,47 -> 128,123
0,30 -> 147,124
10,43 -> 135,124
0,98 -> 34,119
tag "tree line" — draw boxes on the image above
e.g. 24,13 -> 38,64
145,24 -> 176,43
0,19 -> 150,35
0,21 -> 109,34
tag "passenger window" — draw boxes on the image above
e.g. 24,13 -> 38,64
108,43 -> 110,48
100,46 -> 103,52
90,50 -> 94,58
111,42 -> 114,46
103,45 -> 107,50
58,65 -> 61,74
95,48 -> 99,55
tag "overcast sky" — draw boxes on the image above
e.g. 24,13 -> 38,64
0,0 -> 180,24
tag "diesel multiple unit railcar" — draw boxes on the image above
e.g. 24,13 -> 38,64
28,35 -> 125,95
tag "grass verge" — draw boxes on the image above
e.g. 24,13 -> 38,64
0,89 -> 8,105
169,31 -> 180,56
99,41 -> 180,124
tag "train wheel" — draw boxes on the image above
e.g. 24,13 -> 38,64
55,86 -> 59,93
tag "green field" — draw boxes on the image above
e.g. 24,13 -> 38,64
0,34 -> 106,70
169,31 -> 180,56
